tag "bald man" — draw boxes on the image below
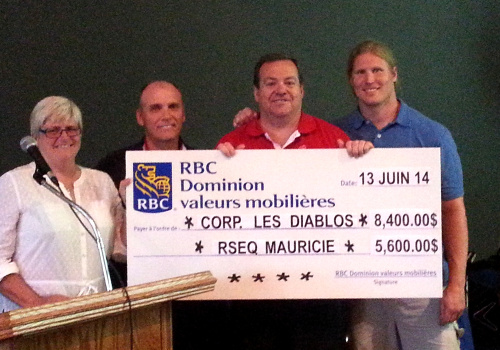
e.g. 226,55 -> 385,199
97,81 -> 192,188
96,81 -> 193,287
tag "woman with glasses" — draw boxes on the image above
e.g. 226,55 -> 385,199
0,96 -> 125,312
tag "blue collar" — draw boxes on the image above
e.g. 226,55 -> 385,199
351,100 -> 412,130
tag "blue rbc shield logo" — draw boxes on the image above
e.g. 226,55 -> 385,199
133,162 -> 173,213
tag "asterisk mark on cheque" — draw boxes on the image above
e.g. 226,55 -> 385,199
195,240 -> 204,253
253,273 -> 265,282
185,216 -> 194,229
345,240 -> 355,252
228,274 -> 241,282
359,213 -> 368,227
301,272 -> 313,281
277,273 -> 290,281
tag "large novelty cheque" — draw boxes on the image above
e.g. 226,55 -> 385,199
127,148 -> 442,299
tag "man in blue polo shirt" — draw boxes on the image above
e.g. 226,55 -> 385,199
335,40 -> 468,350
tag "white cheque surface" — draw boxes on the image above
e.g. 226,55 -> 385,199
126,148 -> 442,299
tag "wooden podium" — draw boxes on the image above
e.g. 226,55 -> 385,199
0,271 -> 216,350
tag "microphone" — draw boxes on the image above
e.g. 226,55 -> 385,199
20,136 -> 59,186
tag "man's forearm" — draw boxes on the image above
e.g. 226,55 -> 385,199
442,197 -> 468,291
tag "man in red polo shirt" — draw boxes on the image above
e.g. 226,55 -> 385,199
216,53 -> 372,349
217,53 -> 371,156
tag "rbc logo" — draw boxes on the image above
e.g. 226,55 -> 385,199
133,163 -> 172,213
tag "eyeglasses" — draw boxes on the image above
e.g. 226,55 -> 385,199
39,127 -> 81,139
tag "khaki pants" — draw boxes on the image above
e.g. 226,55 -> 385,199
350,298 -> 461,350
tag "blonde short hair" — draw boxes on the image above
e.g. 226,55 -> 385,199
347,40 -> 399,89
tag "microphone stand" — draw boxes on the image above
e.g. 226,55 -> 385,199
33,170 -> 113,292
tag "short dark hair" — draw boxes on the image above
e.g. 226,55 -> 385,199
253,53 -> 303,87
